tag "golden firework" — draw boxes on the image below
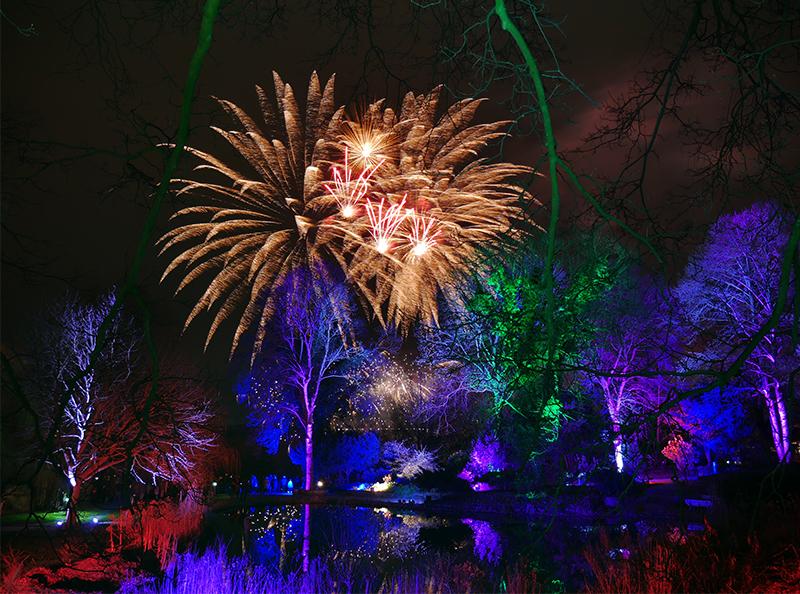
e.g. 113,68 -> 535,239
160,74 -> 537,359
158,72 -> 349,357
334,87 -> 537,330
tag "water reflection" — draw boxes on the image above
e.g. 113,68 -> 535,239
244,505 -> 453,572
462,519 -> 503,564
234,503 -> 700,591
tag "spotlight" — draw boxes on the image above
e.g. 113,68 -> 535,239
92,517 -> 99,524
57,520 -> 64,526
317,481 -> 324,488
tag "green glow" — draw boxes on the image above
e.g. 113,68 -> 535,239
466,233 -> 629,458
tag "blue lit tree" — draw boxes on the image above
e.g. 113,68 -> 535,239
675,200 -> 797,463
237,265 -> 368,491
676,386 -> 752,466
299,432 -> 382,485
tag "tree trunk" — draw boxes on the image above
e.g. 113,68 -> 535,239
606,388 -> 625,473
304,420 -> 313,491
612,424 -> 624,473
67,479 -> 82,528
765,384 -> 792,463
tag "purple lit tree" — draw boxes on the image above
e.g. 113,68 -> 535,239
238,266 -> 367,491
675,200 -> 797,463
579,275 -> 674,473
458,432 -> 508,491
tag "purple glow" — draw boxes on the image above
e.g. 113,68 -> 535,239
676,200 -> 796,464
462,518 -> 503,564
459,433 -> 506,489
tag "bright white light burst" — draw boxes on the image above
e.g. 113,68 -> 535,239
324,148 -> 384,218
339,118 -> 394,171
365,196 -> 408,253
407,211 -> 441,257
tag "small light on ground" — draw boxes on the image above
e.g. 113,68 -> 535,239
57,520 -> 63,526
92,517 -> 99,524
317,481 -> 323,488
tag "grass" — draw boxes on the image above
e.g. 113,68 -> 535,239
1,503 -> 116,528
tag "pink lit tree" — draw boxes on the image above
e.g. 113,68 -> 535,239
675,200 -> 797,463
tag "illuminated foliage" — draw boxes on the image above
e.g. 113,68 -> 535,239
578,272 -> 674,473
675,200 -> 797,463
676,387 -> 751,465
237,265 -> 368,490
661,434 -> 696,473
313,432 -> 382,483
382,440 -> 440,479
17,292 -> 223,524
419,232 -> 631,469
458,432 -> 508,491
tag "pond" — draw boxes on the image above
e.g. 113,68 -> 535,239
211,501 -> 691,592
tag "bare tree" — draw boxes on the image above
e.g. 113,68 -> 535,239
13,291 -> 224,525
578,275 -> 675,472
237,266 -> 366,491
675,200 -> 798,463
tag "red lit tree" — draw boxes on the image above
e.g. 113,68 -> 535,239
15,291 -> 224,525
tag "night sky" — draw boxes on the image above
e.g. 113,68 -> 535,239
1,0 -> 779,369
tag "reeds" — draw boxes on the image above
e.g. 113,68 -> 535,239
583,497 -> 800,593
118,543 -> 545,594
1,549 -> 28,593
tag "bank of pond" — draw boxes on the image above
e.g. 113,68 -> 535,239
5,471 -> 800,593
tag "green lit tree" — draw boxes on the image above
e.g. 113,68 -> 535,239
419,231 -> 630,471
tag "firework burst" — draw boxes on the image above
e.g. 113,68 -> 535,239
364,196 -> 409,254
338,103 -> 399,172
324,148 -> 383,218
334,87 -> 537,329
406,211 -> 442,258
160,73 -> 537,359
158,72 -> 351,357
